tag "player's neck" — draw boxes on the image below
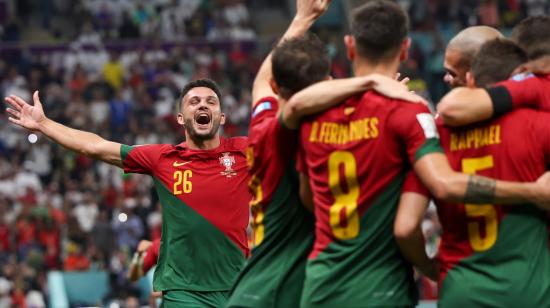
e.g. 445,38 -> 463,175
353,58 -> 400,79
185,134 -> 221,150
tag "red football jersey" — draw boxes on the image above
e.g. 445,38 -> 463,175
406,110 -> 550,306
489,74 -> 550,110
298,90 -> 442,306
121,137 -> 250,291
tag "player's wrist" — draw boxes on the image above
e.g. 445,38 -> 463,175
37,117 -> 52,132
290,16 -> 315,31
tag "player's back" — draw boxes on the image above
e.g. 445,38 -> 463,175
227,98 -> 315,308
435,109 -> 550,307
299,90 -> 441,307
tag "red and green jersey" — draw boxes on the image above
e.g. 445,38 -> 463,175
488,73 -> 550,111
297,91 -> 442,307
227,97 -> 315,307
121,137 -> 250,292
409,110 -> 550,307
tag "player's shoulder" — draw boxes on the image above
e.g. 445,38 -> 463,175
131,143 -> 174,152
251,96 -> 279,118
500,109 -> 550,128
362,91 -> 430,113
224,136 -> 249,152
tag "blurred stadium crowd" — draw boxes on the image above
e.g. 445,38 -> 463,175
0,0 -> 548,306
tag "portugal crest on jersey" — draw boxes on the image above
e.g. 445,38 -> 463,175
219,152 -> 237,178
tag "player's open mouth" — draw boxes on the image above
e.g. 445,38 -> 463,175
195,112 -> 211,129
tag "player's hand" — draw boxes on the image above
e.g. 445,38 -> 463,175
395,72 -> 410,85
137,240 -> 153,253
5,91 -> 46,131
513,56 -> 550,75
295,0 -> 331,21
366,74 -> 428,105
533,172 -> 550,210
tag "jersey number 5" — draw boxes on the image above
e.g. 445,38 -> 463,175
173,170 -> 193,195
462,155 -> 497,251
328,151 -> 360,240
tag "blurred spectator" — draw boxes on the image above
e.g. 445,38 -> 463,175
63,242 -> 90,271
103,52 -> 124,91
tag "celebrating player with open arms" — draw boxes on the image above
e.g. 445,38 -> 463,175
6,79 -> 250,307
294,1 -> 550,307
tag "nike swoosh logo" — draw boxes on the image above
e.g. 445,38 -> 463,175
173,161 -> 192,167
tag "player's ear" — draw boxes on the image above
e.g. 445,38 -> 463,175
399,38 -> 411,62
466,71 -> 476,88
269,77 -> 280,95
344,35 -> 355,61
177,112 -> 185,126
220,112 -> 226,125
325,75 -> 333,81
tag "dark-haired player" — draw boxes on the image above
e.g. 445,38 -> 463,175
227,0 -> 418,306
5,79 -> 250,307
396,38 -> 550,307
438,15 -> 550,125
295,1 -> 550,307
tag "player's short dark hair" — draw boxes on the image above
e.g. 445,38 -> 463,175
512,16 -> 550,60
178,79 -> 222,112
351,0 -> 409,62
471,38 -> 528,87
271,33 -> 330,100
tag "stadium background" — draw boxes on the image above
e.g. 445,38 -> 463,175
0,0 -> 547,306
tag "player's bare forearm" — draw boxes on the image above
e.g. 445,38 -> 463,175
415,153 -> 550,208
394,192 -> 437,281
282,77 -> 371,128
252,0 -> 330,103
6,92 -> 123,167
39,118 -> 123,168
437,88 -> 493,126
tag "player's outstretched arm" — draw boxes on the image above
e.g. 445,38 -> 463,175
394,192 -> 437,281
413,152 -> 550,209
5,91 -> 123,168
436,87 -> 494,126
252,0 -> 330,103
283,74 -> 425,128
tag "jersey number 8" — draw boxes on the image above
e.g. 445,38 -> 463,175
328,151 -> 360,240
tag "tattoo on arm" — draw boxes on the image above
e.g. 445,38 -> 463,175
464,175 -> 496,203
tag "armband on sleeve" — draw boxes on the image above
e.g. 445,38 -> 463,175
486,86 -> 513,117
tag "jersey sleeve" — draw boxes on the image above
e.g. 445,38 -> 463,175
402,170 -> 431,197
487,74 -> 550,113
251,96 -> 278,125
390,103 -> 444,164
121,144 -> 164,175
142,239 -> 160,273
249,96 -> 297,171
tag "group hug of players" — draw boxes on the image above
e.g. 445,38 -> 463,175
5,0 -> 550,307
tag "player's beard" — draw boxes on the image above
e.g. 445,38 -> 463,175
184,116 -> 222,143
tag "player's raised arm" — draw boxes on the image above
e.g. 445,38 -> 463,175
283,74 -> 425,128
436,87 -> 494,126
252,0 -> 330,104
5,91 -> 123,168
438,74 -> 550,127
413,152 -> 550,209
394,191 -> 437,281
